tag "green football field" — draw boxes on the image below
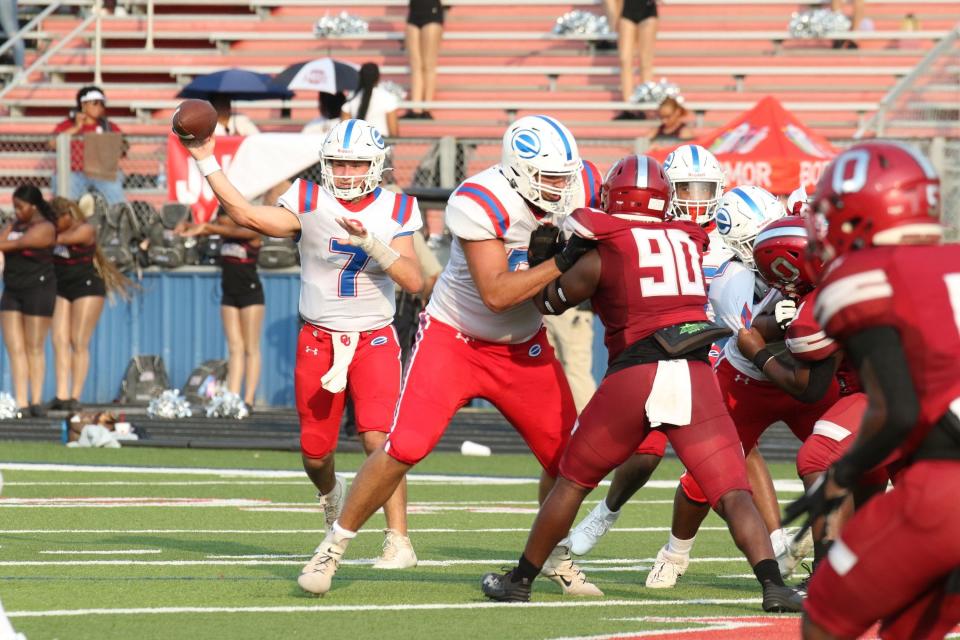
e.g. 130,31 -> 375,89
0,442 -> 813,640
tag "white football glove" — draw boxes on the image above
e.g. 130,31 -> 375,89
338,217 -> 400,269
774,299 -> 798,331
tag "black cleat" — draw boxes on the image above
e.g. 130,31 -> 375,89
481,569 -> 532,602
762,582 -> 805,613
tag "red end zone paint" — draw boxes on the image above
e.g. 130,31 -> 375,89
563,616 -> 887,640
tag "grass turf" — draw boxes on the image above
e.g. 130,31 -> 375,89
0,442 -> 806,640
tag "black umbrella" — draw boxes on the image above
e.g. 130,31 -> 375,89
178,68 -> 294,100
270,58 -> 360,95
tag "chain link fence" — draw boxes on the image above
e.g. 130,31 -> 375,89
1,133 -> 956,241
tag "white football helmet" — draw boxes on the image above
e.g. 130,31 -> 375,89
319,119 -> 388,200
501,115 -> 581,216
663,144 -> 725,225
715,185 -> 786,269
787,185 -> 811,216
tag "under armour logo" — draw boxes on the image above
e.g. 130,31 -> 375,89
305,346 -> 319,356
454,332 -> 472,345
340,335 -> 352,346
734,374 -> 750,384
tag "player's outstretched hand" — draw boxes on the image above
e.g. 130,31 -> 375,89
554,234 -> 596,272
180,135 -> 215,159
782,466 -> 848,539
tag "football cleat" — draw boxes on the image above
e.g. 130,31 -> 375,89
541,545 -> 604,596
568,501 -> 621,556
481,568 -> 533,602
298,534 -> 346,596
761,582 -> 806,613
373,529 -> 418,570
318,475 -> 345,530
777,527 -> 813,579
645,545 -> 689,589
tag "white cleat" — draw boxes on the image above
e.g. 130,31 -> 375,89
541,545 -> 604,597
568,501 -> 621,556
778,527 -> 814,579
645,545 -> 689,589
372,529 -> 418,569
298,534 -> 346,596
318,475 -> 345,530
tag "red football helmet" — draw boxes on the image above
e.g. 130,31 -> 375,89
808,141 -> 942,263
601,154 -> 673,220
753,216 -> 822,297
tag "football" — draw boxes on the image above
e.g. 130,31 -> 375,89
171,99 -> 217,141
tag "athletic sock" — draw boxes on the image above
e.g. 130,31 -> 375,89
667,533 -> 695,556
332,521 -> 357,546
753,559 -> 785,587
514,554 -> 541,582
599,498 -> 620,517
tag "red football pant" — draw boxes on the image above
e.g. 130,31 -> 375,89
385,314 -> 576,474
680,358 -> 841,503
560,360 -> 750,508
295,323 -> 401,459
797,392 -> 892,486
805,460 -> 960,639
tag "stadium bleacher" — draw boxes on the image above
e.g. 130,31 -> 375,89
0,0 -> 957,208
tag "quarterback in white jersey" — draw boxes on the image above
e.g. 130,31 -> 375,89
179,118 -> 424,578
295,114 -> 606,599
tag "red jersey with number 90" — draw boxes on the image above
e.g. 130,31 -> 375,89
569,208 -> 710,362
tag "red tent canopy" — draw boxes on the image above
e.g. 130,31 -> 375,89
650,96 -> 837,195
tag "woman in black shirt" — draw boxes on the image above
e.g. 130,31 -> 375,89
0,185 -> 58,416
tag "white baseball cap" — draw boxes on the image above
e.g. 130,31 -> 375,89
80,89 -> 107,103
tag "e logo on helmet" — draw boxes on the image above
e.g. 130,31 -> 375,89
511,129 -> 541,160
370,129 -> 385,149
716,207 -> 732,235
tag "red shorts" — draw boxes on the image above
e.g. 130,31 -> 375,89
560,360 -> 750,507
384,314 -> 576,473
716,358 -> 840,452
295,323 -> 401,459
796,393 -> 891,486
805,460 -> 960,639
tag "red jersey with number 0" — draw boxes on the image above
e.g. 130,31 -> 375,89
814,244 -> 960,459
569,208 -> 709,362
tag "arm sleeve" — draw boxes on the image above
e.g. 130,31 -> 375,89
832,326 -> 920,487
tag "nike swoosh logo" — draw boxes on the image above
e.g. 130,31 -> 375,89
558,575 -> 572,588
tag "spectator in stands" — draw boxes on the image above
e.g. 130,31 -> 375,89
544,307 -> 596,413
595,0 -> 621,50
343,63 -> 400,138
0,185 -> 57,417
51,86 -> 126,205
403,0 -> 444,119
832,0 -> 865,49
179,214 -> 264,413
211,96 -> 261,136
614,0 -> 659,120
302,92 -> 346,136
49,197 -> 136,412
649,97 -> 695,145
0,0 -> 24,69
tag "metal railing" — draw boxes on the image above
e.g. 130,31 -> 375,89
0,2 -> 60,70
856,22 -> 960,139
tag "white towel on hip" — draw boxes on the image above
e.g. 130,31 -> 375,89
320,331 -> 360,393
645,359 -> 693,428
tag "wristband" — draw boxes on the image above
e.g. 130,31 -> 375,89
751,348 -> 775,371
196,156 -> 221,177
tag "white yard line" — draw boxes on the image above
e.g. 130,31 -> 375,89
0,527 -> 730,535
38,550 -> 162,555
0,556 -> 746,567
6,598 -> 761,618
0,462 -> 806,492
